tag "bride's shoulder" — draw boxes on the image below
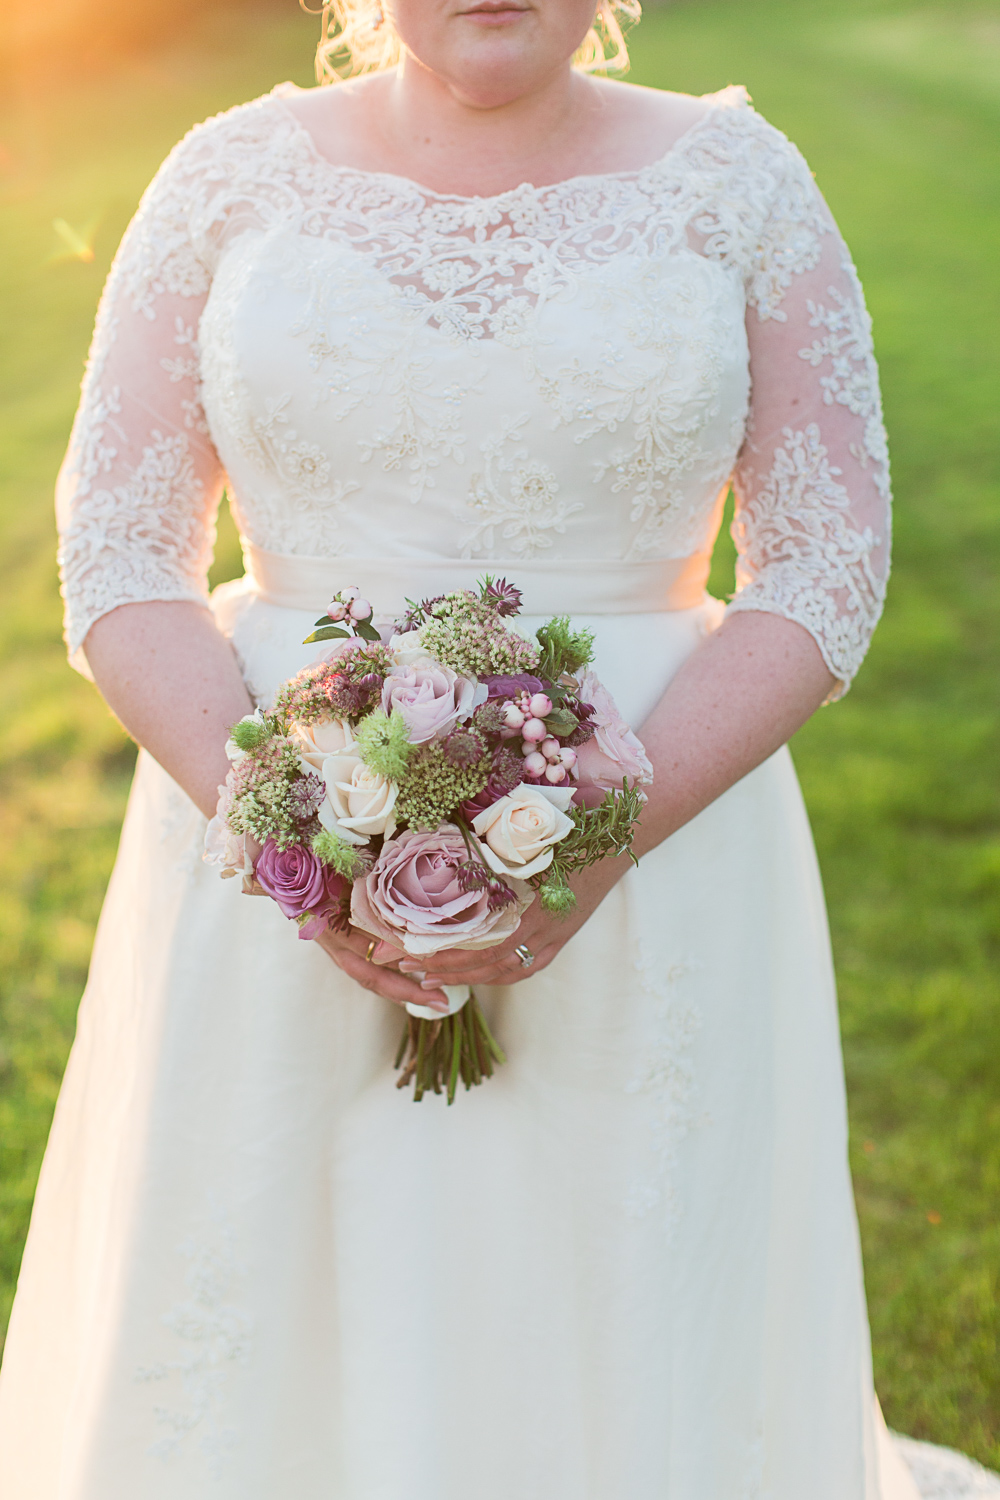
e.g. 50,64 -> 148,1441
591,78 -> 800,170
153,84 -> 308,181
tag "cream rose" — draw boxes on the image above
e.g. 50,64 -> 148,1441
317,751 -> 399,845
471,783 -> 575,880
288,717 -> 356,770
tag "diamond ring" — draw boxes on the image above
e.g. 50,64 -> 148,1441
514,944 -> 535,968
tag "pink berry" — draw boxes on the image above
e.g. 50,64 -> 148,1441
327,601 -> 348,622
341,585 -> 360,601
545,763 -> 567,783
349,597 -> 372,620
540,737 -> 560,761
523,751 -> 547,777
529,692 -> 553,718
558,746 -> 577,770
521,717 -> 547,743
502,701 -> 525,730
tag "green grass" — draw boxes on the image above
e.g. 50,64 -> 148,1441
1,0 -> 999,1463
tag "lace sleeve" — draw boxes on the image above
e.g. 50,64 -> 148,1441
56,121 -> 226,677
726,127 -> 891,699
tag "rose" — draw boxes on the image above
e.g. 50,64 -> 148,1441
288,717 -> 356,770
254,838 -> 346,939
381,661 -> 482,744
482,673 -> 546,702
203,773 -> 252,880
471,783 -> 575,880
572,668 -> 654,793
317,750 -> 399,845
350,826 -> 531,957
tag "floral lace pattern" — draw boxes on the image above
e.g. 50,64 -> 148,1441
57,83 -> 890,692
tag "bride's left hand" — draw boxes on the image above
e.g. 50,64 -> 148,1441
398,856 -> 629,991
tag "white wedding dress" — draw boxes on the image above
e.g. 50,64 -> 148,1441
0,82 -> 994,1500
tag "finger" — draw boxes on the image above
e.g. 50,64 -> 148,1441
421,944 -> 556,990
335,949 -> 450,1011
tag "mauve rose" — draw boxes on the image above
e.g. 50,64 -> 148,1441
350,826 -> 531,958
482,674 -> 545,702
572,668 -> 654,794
255,839 -> 345,939
381,662 -> 481,743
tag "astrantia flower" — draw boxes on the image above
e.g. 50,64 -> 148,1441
480,577 -> 523,617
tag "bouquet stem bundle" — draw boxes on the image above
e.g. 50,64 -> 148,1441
394,995 -> 506,1103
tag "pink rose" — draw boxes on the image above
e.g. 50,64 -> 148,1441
381,662 -> 480,744
255,838 -> 345,940
573,668 -> 654,797
350,826 -> 531,958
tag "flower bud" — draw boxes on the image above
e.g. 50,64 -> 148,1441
502,701 -> 525,730
521,717 -> 547,743
349,596 -> 372,621
545,763 -> 568,783
327,601 -> 348,622
523,751 -> 547,777
557,746 -> 577,770
529,692 -> 553,719
540,737 -> 561,761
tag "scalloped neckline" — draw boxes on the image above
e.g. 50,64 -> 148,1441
270,84 -> 748,205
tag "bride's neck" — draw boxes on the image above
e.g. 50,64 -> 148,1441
365,60 -> 604,196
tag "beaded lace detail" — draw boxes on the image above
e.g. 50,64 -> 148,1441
56,84 -> 890,691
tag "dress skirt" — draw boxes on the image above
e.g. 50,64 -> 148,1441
0,585 -> 915,1499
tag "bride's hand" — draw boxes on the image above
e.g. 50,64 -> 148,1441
313,925 -> 451,1013
398,857 -> 628,992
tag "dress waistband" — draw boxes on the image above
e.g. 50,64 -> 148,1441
242,545 -> 711,617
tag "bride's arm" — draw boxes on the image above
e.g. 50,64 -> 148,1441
59,119 -> 447,1013
412,130 -> 891,990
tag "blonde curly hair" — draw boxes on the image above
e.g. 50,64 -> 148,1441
306,0 -> 642,84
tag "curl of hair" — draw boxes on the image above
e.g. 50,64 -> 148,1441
305,0 -> 642,84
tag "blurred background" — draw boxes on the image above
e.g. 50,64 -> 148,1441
1,0 -> 998,1463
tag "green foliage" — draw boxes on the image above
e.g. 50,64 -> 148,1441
311,828 -> 365,880
228,714 -> 272,752
353,708 -> 413,782
534,616 -> 595,683
537,866 -> 578,916
1,0 -> 999,1467
393,740 -> 490,831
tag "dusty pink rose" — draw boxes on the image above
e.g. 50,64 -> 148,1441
573,668 -> 654,796
255,838 -> 345,940
350,826 -> 530,958
381,662 -> 479,744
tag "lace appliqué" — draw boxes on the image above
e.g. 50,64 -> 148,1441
729,424 -> 886,688
623,946 -> 704,1230
461,415 -> 583,558
135,1202 -> 254,1475
799,252 -> 891,499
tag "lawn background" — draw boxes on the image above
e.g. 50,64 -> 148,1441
1,0 -> 998,1464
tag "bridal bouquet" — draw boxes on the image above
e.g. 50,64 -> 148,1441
206,577 -> 652,1102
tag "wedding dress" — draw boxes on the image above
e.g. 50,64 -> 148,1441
0,81 -> 993,1500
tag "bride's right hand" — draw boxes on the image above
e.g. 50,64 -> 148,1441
313,925 -> 450,1013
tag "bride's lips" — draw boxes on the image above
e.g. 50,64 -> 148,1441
459,0 -> 531,20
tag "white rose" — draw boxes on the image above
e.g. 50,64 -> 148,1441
387,629 -> 430,667
289,717 -> 356,770
471,782 -> 576,880
318,751 -> 399,845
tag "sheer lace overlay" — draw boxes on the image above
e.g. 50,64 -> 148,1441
57,83 -> 890,690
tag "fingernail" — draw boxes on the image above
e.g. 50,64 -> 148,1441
421,979 -> 442,990
399,963 -> 420,974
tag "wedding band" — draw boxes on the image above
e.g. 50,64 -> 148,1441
365,940 -> 378,962
514,944 -> 535,968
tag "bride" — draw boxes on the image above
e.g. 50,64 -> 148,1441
0,0 -> 992,1494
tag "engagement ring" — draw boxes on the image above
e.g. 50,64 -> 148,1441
514,945 -> 535,968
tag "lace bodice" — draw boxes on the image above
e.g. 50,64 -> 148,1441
56,82 -> 890,694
